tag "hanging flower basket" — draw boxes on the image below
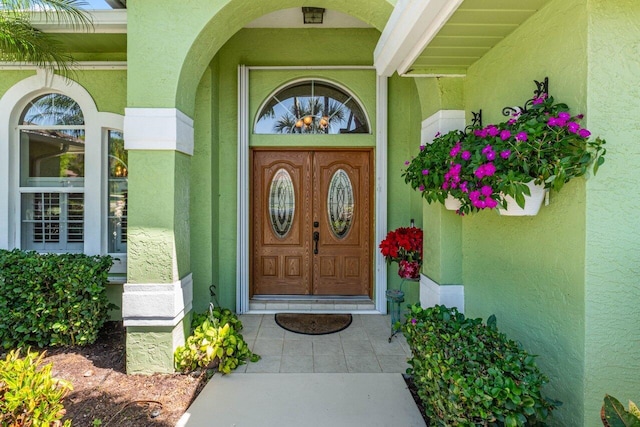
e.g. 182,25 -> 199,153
402,78 -> 606,216
398,260 -> 421,279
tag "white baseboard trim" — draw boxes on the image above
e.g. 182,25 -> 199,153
122,273 -> 193,327
419,274 -> 464,313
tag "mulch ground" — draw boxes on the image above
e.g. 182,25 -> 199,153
44,322 -> 209,427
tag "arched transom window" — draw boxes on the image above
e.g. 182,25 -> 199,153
255,80 -> 370,134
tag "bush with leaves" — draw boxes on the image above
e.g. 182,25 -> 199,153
175,304 -> 260,374
0,249 -> 114,349
0,348 -> 72,427
601,395 -> 640,426
403,304 -> 558,426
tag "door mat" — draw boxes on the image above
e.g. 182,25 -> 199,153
275,313 -> 352,335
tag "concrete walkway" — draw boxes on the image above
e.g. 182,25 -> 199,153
177,373 -> 426,427
177,314 -> 426,426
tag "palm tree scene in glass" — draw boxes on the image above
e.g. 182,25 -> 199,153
256,80 -> 369,134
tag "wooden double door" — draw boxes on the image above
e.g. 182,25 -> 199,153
251,149 -> 372,297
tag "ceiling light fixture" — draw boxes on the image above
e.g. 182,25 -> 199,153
302,7 -> 325,24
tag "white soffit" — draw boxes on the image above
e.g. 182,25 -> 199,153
31,9 -> 127,33
245,7 -> 371,28
374,0 -> 463,77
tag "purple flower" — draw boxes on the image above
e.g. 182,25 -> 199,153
558,112 -> 571,121
469,190 -> 480,201
578,128 -> 591,138
449,142 -> 462,157
481,185 -> 493,197
500,130 -> 511,141
487,125 -> 499,137
411,318 -> 417,325
547,117 -> 558,127
419,145 -> 426,151
473,199 -> 486,209
405,160 -> 410,165
474,128 -> 488,138
461,150 -> 471,161
485,198 -> 498,209
483,162 -> 496,177
567,122 -> 580,134
486,151 -> 496,161
419,185 -> 425,191
460,181 -> 469,193
422,169 -> 429,175
434,132 -> 441,138
515,132 -> 528,142
500,150 -> 511,159
508,118 -> 517,125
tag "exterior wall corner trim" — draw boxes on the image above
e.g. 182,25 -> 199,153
122,273 -> 194,327
124,108 -> 194,156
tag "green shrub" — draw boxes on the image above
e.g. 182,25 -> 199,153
175,305 -> 260,374
403,304 -> 557,426
0,348 -> 72,427
0,249 -> 114,349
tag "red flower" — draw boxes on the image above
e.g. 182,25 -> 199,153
379,227 -> 423,266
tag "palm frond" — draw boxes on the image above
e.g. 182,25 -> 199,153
1,0 -> 92,31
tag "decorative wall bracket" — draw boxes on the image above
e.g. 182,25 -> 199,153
463,109 -> 482,135
502,77 -> 549,117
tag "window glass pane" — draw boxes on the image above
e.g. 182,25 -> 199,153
255,80 -> 369,134
269,168 -> 295,238
20,93 -> 84,126
20,129 -> 85,187
327,169 -> 354,239
21,192 -> 84,252
108,130 -> 127,253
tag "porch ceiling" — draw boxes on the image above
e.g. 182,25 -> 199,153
374,0 -> 552,77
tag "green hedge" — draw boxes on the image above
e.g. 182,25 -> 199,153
403,304 -> 558,426
0,249 -> 114,349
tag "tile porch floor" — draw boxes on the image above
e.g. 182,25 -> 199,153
236,314 -> 412,374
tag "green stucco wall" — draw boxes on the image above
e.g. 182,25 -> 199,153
187,27 -> 422,310
584,0 -> 640,423
419,0 -> 639,426
128,151 -> 191,283
126,0 -> 394,116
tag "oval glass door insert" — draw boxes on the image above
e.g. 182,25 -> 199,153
327,169 -> 354,239
269,168 -> 295,238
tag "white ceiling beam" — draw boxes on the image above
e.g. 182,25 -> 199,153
374,0 -> 464,77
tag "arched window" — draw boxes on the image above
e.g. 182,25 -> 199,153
255,80 -> 370,134
19,93 -> 86,251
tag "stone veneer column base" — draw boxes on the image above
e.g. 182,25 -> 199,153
419,274 -> 464,313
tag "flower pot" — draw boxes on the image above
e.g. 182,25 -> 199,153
398,260 -> 420,279
498,181 -> 546,216
444,195 -> 462,211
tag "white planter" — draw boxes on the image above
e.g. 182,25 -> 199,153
444,195 -> 462,210
498,181 -> 546,216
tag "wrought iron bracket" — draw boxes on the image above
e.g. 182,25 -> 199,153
502,77 -> 549,117
463,109 -> 482,135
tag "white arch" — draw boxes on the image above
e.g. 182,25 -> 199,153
0,69 -> 124,252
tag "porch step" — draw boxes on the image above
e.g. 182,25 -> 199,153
249,298 -> 375,312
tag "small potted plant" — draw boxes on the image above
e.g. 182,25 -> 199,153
379,226 -> 423,279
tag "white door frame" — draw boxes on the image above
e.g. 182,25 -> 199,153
237,65 -> 388,313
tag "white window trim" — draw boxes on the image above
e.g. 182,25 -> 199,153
0,70 -> 124,263
237,65 -> 388,314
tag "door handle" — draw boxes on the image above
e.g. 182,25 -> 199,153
313,231 -> 319,254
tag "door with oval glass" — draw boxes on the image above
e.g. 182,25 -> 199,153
251,148 -> 372,297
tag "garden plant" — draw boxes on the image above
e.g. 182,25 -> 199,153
403,304 -> 558,426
